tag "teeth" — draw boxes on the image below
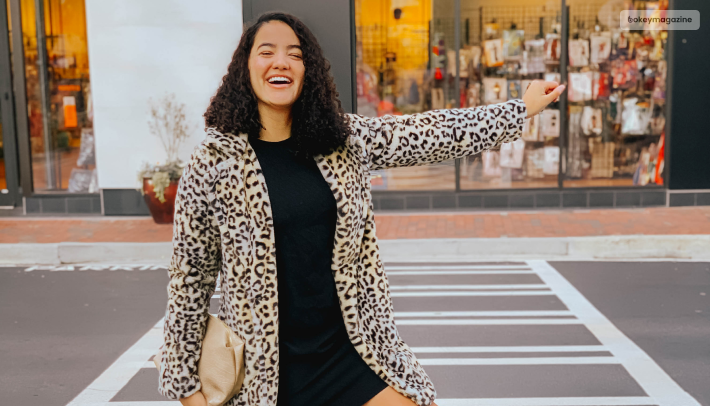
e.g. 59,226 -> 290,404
268,76 -> 291,84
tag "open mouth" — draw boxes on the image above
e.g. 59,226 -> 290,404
267,76 -> 293,85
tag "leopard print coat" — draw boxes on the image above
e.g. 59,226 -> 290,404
158,99 -> 527,406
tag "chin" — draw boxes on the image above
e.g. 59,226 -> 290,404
267,99 -> 297,109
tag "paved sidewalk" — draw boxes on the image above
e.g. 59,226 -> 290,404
0,206 -> 708,244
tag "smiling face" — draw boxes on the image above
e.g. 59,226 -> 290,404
248,21 -> 305,112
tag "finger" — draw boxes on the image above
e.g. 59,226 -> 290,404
545,84 -> 566,102
541,81 -> 560,93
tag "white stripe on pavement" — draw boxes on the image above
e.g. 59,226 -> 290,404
418,356 -> 619,365
391,291 -> 555,297
66,320 -> 164,406
386,270 -> 535,275
529,260 -> 701,406
79,403 -> 179,406
390,284 -> 549,290
385,264 -> 530,270
217,288 -> 553,299
395,310 -> 574,317
435,397 -> 657,406
411,345 -> 608,353
396,319 -> 582,325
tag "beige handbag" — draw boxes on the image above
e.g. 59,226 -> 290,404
155,315 -> 246,406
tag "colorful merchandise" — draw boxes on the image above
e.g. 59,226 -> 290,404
484,39 -> 504,67
540,109 -> 560,138
544,33 -> 561,62
525,148 -> 545,178
503,29 -> 524,60
507,80 -> 522,100
590,139 -> 614,178
581,106 -> 603,136
611,59 -> 638,90
569,39 -> 590,67
593,72 -> 611,100
543,146 -> 560,175
465,83 -> 481,108
522,39 -> 546,74
568,72 -> 593,102
567,106 -> 584,178
483,78 -> 507,104
590,33 -> 612,64
621,98 -> 651,135
500,138 -> 525,169
522,114 -> 540,142
482,150 -> 502,177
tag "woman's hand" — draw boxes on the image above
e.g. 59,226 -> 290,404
180,391 -> 208,406
522,80 -> 566,118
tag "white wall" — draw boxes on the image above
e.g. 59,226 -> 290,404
85,0 -> 243,189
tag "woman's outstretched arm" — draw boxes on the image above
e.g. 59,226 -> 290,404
158,145 -> 222,403
349,80 -> 564,171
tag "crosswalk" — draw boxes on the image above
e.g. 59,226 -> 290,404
65,261 -> 701,406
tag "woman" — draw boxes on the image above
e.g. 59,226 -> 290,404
158,12 -> 564,406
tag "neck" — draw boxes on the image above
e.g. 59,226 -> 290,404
258,102 -> 292,142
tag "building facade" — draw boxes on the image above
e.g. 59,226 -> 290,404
0,0 -> 707,215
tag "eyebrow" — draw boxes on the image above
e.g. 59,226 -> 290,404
256,43 -> 302,51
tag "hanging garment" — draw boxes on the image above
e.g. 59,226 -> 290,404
567,106 -> 584,179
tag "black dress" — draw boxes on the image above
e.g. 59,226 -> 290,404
249,136 -> 388,406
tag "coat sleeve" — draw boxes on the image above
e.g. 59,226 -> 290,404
348,99 -> 527,171
158,146 -> 222,400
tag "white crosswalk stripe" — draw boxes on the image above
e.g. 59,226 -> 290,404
64,261 -> 700,406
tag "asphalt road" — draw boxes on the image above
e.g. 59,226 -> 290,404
1,261 -> 707,406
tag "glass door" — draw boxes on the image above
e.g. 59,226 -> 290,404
1,0 -> 18,207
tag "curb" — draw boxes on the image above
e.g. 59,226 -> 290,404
0,235 -> 708,265
378,235 -> 710,262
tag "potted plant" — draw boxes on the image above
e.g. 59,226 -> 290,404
138,94 -> 191,224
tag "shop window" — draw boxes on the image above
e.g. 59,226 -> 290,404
355,0 -> 456,191
18,0 -> 95,193
563,0 -> 666,187
356,0 -> 667,192
457,2 -> 562,190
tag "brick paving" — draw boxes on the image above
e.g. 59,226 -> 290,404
0,207 -> 708,244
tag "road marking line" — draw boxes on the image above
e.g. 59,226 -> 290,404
390,284 -> 549,290
419,356 -> 619,365
411,345 -> 608,353
79,403 -> 179,406
66,321 -> 164,406
528,260 -> 701,406
385,265 -> 531,270
434,397 -> 657,406
386,270 -> 536,275
395,310 -> 574,317
217,289 -> 553,299
391,291 -> 554,297
396,319 -> 582,325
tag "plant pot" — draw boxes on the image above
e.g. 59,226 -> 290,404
143,177 -> 179,224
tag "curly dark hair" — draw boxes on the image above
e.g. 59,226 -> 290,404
204,12 -> 350,160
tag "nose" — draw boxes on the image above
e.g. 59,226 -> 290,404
272,52 -> 290,70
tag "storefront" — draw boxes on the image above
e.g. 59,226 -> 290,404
1,0 -> 708,215
354,0 -> 679,210
1,0 -> 99,212
0,0 -> 101,212
251,0 -> 709,211
1,0 -> 242,215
